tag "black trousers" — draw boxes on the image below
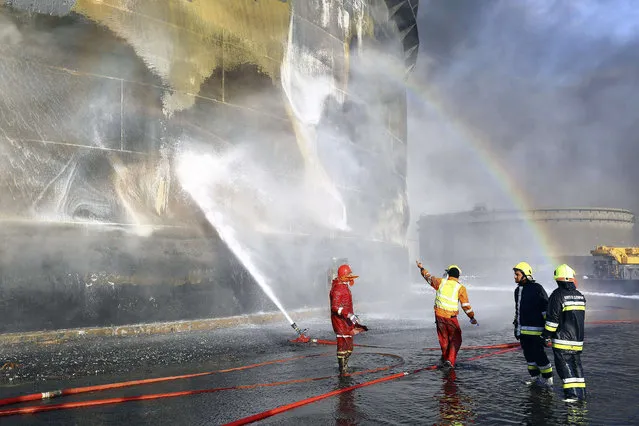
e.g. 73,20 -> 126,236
553,349 -> 586,399
520,335 -> 553,378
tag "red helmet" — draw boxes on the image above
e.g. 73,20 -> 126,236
337,264 -> 359,285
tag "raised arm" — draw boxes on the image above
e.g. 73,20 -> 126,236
416,260 -> 442,290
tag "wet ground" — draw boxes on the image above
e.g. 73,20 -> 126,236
0,284 -> 637,425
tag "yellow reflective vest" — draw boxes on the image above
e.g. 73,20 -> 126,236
435,279 -> 462,312
421,271 -> 475,319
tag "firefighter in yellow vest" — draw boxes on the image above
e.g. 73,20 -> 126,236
416,261 -> 478,368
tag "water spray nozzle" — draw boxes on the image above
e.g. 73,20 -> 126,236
290,322 -> 311,343
290,322 -> 307,336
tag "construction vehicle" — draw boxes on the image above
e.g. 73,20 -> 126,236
590,246 -> 639,280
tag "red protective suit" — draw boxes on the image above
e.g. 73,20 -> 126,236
329,279 -> 356,362
436,316 -> 462,367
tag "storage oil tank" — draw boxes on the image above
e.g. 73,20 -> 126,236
417,207 -> 635,277
0,0 -> 420,333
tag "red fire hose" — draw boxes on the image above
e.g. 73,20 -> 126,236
224,319 -> 639,425
0,318 -> 634,420
0,353 -> 329,408
424,342 -> 520,351
308,338 -> 520,351
586,319 -> 639,325
224,346 -> 519,426
0,352 -> 403,417
308,338 -> 401,349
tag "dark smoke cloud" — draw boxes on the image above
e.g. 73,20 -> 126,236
408,0 -> 639,233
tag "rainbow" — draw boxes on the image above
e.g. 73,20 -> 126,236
400,72 -> 561,268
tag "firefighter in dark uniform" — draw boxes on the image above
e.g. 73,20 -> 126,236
542,264 -> 586,402
512,261 -> 553,386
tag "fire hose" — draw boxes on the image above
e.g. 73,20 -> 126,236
294,335 -> 520,351
0,353 -> 331,408
224,346 -> 519,426
231,318 -> 638,425
0,352 -> 404,417
0,318 -> 634,420
0,340 -> 517,419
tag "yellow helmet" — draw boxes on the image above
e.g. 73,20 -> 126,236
554,264 -> 576,282
445,264 -> 462,275
513,261 -> 533,277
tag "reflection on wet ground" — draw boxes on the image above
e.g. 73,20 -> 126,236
0,287 -> 637,425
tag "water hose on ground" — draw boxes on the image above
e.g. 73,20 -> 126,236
0,354 -> 329,408
305,318 -> 639,351
306,338 -> 403,350
585,319 -> 639,325
424,342 -> 520,351
308,338 -> 519,351
0,318 -> 634,419
224,347 -> 519,426
0,352 -> 403,417
224,318 -> 639,425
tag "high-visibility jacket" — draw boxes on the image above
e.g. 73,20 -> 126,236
422,272 -> 474,319
542,281 -> 586,351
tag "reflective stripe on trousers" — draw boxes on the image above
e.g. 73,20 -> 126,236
520,335 -> 552,378
553,349 -> 586,400
336,335 -> 353,358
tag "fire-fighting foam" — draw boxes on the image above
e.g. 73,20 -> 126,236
176,152 -> 295,326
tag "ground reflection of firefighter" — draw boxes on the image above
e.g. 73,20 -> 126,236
435,369 -> 475,426
565,401 -> 589,425
329,264 -> 368,375
335,375 -> 358,426
523,387 -> 555,425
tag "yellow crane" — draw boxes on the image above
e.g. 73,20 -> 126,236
590,246 -> 639,280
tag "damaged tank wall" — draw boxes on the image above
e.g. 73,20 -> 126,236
0,0 -> 419,332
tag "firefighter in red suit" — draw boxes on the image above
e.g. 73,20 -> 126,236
330,264 -> 368,374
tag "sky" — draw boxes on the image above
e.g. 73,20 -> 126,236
407,0 -> 639,229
